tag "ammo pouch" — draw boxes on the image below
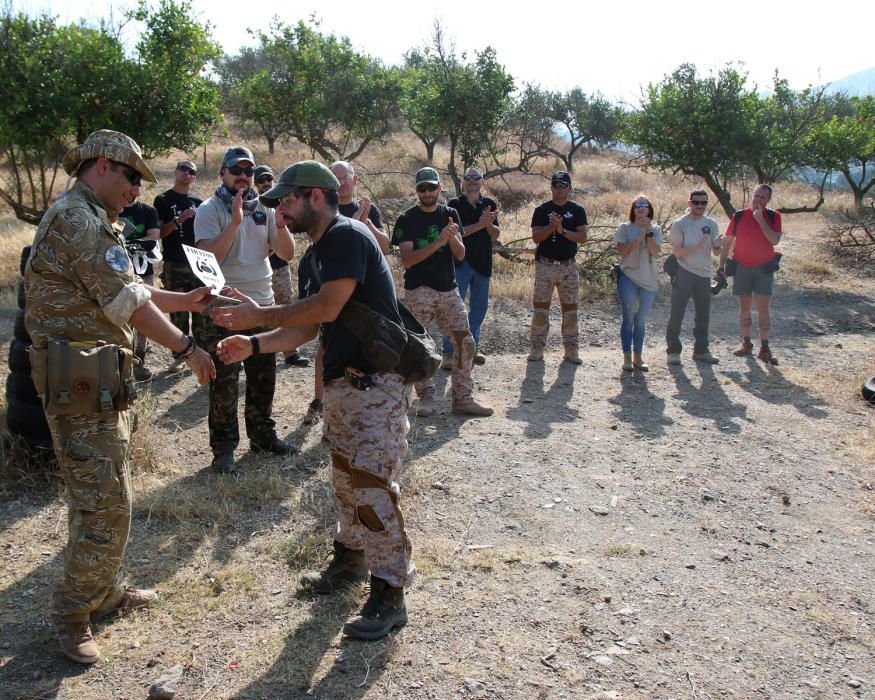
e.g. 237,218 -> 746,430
725,258 -> 738,276
337,300 -> 441,385
28,341 -> 137,416
762,252 -> 782,274
662,254 -> 679,279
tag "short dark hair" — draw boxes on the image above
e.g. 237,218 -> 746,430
76,158 -> 99,176
324,189 -> 339,207
755,183 -> 773,197
690,189 -> 707,200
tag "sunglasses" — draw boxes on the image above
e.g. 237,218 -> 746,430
227,165 -> 255,176
416,183 -> 439,193
256,177 -> 274,185
634,202 -> 651,209
551,182 -> 570,188
177,165 -> 197,175
690,200 -> 708,206
463,174 -> 483,181
111,161 -> 142,187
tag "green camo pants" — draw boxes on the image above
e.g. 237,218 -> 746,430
47,410 -> 132,624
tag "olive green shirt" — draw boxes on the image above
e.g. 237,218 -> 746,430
25,181 -> 151,351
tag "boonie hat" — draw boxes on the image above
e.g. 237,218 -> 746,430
259,161 -> 340,209
253,165 -> 274,180
415,167 -> 441,186
222,146 -> 255,168
551,171 -> 572,187
62,129 -> 157,183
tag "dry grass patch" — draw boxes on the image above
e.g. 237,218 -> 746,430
275,530 -> 332,571
0,215 -> 33,290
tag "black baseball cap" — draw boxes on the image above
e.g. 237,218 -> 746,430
222,146 -> 255,168
551,171 -> 572,187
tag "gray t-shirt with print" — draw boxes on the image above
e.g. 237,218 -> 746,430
669,214 -> 721,279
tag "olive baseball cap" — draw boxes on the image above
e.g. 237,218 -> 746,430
253,165 -> 274,180
259,160 -> 340,208
415,167 -> 440,186
222,146 -> 255,167
62,129 -> 157,183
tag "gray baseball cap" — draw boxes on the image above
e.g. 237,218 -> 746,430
253,165 -> 274,180
222,146 -> 255,167
415,167 -> 440,186
259,160 -> 340,208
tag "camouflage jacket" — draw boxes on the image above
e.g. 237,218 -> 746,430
25,181 -> 151,351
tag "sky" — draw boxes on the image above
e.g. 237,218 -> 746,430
13,0 -> 873,104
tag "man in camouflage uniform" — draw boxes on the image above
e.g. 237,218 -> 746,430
528,170 -> 589,364
25,130 -> 216,664
391,167 -> 493,418
194,147 -> 296,473
210,161 -> 413,640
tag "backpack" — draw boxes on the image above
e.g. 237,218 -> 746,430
308,251 -> 440,384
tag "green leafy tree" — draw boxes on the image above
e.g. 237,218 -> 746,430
807,94 -> 875,212
623,63 -> 759,217
237,21 -> 397,162
397,49 -> 445,163
0,1 -> 222,225
546,87 -> 621,173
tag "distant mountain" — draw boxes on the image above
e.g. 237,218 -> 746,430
823,67 -> 875,97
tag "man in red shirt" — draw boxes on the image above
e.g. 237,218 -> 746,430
719,184 -> 783,364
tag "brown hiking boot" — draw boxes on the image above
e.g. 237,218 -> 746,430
563,348 -> 582,365
452,398 -> 494,417
733,340 -> 754,356
96,587 -> 157,614
299,541 -> 368,595
343,576 -> 408,640
57,622 -> 100,664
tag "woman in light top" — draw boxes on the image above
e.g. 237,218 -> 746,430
614,194 -> 662,371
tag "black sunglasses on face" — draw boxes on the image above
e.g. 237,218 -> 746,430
256,177 -> 274,185
634,202 -> 651,209
111,161 -> 142,187
416,184 -> 439,193
227,165 -> 254,176
464,174 -> 483,181
690,200 -> 708,205
177,165 -> 197,175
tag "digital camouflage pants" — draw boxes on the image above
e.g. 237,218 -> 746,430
197,316 -> 278,455
322,372 -> 415,588
271,265 -> 295,360
46,410 -> 133,624
530,259 -> 580,353
161,262 -> 203,337
405,286 -> 475,403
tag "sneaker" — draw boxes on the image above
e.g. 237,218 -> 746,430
452,399 -> 494,417
473,351 -> 486,365
303,398 -> 323,425
666,353 -> 681,366
211,452 -> 236,474
299,541 -> 368,595
343,576 -> 408,640
692,352 -> 720,364
415,399 -> 435,417
563,349 -> 582,365
96,587 -> 157,614
527,349 -> 543,362
251,436 -> 298,456
57,623 -> 100,664
440,353 -> 453,371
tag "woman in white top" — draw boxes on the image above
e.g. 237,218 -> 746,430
614,194 -> 663,371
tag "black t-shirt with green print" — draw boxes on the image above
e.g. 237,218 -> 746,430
391,204 -> 463,292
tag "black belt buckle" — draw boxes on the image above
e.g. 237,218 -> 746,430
345,367 -> 372,391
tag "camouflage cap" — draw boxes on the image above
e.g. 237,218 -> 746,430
259,161 -> 339,208
62,129 -> 157,183
253,165 -> 274,180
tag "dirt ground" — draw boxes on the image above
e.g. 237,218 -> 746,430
0,231 -> 873,699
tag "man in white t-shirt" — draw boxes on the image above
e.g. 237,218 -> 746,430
194,146 -> 295,473
665,190 -> 723,366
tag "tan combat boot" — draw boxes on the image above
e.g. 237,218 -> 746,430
57,622 -> 100,664
452,398 -> 494,417
632,352 -> 648,372
563,347 -> 582,365
96,587 -> 157,615
622,352 -> 633,371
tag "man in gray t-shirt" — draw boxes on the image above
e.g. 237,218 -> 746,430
665,190 -> 723,365
194,146 -> 295,473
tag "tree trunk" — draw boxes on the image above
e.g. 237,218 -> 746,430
702,172 -> 736,218
267,135 -> 276,155
426,141 -> 436,164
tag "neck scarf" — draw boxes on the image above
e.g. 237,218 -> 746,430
214,184 -> 261,217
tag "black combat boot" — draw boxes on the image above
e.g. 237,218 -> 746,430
299,540 -> 368,594
342,575 -> 408,640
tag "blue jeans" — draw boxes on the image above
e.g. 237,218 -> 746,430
617,272 -> 656,353
442,259 -> 490,355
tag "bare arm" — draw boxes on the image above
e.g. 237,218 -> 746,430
562,224 -> 588,244
754,209 -> 782,245
398,221 -> 457,269
129,301 -> 215,383
216,326 -> 320,365
197,191 -> 243,263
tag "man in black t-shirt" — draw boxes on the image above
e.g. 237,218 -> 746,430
443,167 -> 500,367
154,160 -> 203,348
210,160 -> 413,641
528,171 -> 588,364
330,161 -> 389,252
392,167 -> 493,418
120,200 -> 160,380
